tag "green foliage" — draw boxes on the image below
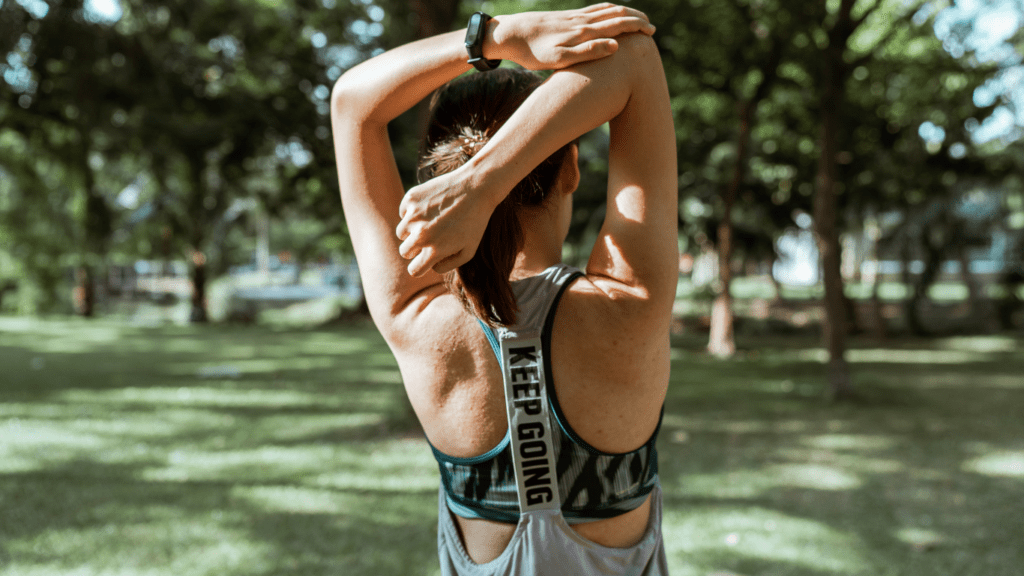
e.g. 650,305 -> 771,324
1,0 -> 1020,316
0,0 -> 394,313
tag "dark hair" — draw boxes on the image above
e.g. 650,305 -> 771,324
418,68 -> 576,327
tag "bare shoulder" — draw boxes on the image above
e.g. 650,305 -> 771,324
561,272 -> 675,339
551,272 -> 671,453
384,286 -> 485,380
554,272 -> 673,392
383,288 -> 507,457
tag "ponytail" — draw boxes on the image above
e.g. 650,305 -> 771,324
417,69 -> 574,326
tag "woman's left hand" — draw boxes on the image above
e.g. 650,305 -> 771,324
489,3 -> 656,70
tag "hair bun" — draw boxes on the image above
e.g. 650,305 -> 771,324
456,131 -> 487,158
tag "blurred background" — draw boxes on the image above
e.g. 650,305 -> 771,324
1,0 -> 1022,575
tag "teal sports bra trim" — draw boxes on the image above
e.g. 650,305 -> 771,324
477,319 -> 501,366
427,429 -> 510,465
430,267 -> 661,524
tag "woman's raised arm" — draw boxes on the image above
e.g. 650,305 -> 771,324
397,33 -> 677,312
330,4 -> 655,332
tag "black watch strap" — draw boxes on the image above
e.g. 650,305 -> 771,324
465,12 -> 501,71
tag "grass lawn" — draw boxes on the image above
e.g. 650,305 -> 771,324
1,316 -> 1022,575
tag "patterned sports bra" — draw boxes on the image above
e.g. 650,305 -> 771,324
427,264 -> 662,525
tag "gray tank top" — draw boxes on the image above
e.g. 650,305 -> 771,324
436,264 -> 669,575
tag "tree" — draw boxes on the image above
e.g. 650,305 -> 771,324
1,0 -> 382,320
0,0 -> 138,316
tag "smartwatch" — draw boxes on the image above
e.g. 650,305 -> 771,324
465,12 -> 501,71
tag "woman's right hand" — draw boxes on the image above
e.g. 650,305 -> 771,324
488,3 -> 655,71
396,161 -> 502,278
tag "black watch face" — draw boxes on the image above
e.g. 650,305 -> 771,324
467,14 -> 482,39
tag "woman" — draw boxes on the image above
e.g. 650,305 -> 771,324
331,4 -> 677,574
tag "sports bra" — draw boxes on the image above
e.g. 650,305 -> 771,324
428,264 -> 662,525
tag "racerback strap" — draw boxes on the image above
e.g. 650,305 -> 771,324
501,331 -> 561,513
489,264 -> 581,515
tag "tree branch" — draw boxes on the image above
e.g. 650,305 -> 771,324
750,38 -> 785,105
849,1 -> 929,68
852,0 -> 884,30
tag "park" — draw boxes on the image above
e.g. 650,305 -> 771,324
1,0 -> 1023,575
2,315 -> 1022,574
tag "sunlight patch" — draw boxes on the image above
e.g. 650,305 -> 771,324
662,414 -> 811,434
774,446 -> 905,475
894,527 -> 946,549
802,434 -> 896,452
912,374 -> 1024,389
307,439 -> 439,492
308,469 -> 439,492
847,348 -> 985,364
140,445 -> 339,482
676,462 -> 862,498
938,336 -> 1019,353
231,485 -> 359,514
662,506 -> 876,574
774,464 -> 862,490
0,318 -> 121,343
169,356 -> 339,376
3,517 -> 272,575
254,413 -> 384,442
0,419 -> 108,472
60,386 -> 328,408
963,450 -> 1024,478
792,348 -> 828,362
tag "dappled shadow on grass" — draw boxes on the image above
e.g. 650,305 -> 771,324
659,332 -> 1024,575
0,458 -> 440,576
2,318 -> 1023,575
0,318 -> 441,576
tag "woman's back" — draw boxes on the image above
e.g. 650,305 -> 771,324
329,7 -> 675,572
389,267 -> 670,561
404,277 -> 668,451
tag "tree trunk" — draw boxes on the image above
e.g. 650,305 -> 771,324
870,268 -> 887,339
709,104 -> 753,357
814,17 -> 853,400
908,228 -> 944,336
996,233 -> 1024,330
864,215 -> 887,339
955,232 -> 983,327
770,257 -> 786,303
901,235 -> 924,336
76,145 -> 111,319
73,265 -> 96,317
706,36 -> 783,355
0,279 -> 16,311
190,251 -> 209,323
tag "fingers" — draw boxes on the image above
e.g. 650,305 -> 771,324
561,38 -> 619,65
399,224 -> 456,277
574,5 -> 654,46
586,16 -> 655,38
407,245 -> 436,277
587,4 -> 650,24
398,226 -> 420,259
581,3 -> 631,16
432,251 -> 464,275
396,216 -> 411,243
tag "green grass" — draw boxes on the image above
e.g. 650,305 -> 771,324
677,277 -> 1024,303
1,317 -> 1022,575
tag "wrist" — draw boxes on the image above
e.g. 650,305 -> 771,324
482,14 -> 511,61
464,153 -> 511,211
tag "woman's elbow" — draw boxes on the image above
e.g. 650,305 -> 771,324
330,75 -> 360,120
